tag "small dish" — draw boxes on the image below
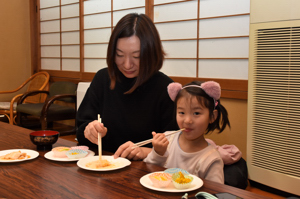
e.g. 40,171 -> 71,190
77,155 -> 131,171
0,149 -> 39,163
140,172 -> 203,193
44,150 -> 95,162
65,149 -> 88,159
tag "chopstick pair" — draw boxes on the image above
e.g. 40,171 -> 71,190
131,129 -> 185,149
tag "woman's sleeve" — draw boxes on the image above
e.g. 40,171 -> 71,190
76,71 -> 103,148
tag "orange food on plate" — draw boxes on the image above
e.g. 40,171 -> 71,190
86,159 -> 111,169
175,171 -> 192,183
172,171 -> 193,189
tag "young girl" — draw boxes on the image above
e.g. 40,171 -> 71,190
144,81 -> 230,184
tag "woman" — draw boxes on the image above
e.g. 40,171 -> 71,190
76,13 -> 178,160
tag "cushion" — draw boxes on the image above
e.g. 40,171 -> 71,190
224,157 -> 248,189
0,102 -> 17,110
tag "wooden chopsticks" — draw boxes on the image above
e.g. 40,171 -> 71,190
98,114 -> 102,160
131,129 -> 185,149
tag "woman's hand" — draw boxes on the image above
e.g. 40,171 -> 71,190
152,131 -> 169,156
114,141 -> 151,160
84,120 -> 107,145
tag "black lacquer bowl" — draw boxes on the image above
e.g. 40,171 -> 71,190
30,130 -> 59,151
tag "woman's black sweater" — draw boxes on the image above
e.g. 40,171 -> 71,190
76,68 -> 178,153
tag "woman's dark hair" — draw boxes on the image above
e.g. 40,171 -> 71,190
107,13 -> 165,94
174,81 -> 230,134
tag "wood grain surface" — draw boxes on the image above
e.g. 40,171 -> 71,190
0,122 -> 270,199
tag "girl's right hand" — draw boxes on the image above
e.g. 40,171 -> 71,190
84,120 -> 107,145
152,131 -> 169,156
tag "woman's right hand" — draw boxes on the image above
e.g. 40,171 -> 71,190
84,120 -> 107,144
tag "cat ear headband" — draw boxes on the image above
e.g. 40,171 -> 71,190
167,81 -> 221,107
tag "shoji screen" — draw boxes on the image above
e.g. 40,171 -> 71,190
154,0 -> 250,80
40,0 -> 80,71
154,0 -> 198,77
38,0 -> 250,85
83,0 -> 145,73
39,0 -> 145,73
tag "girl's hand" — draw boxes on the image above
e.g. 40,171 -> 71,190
152,131 -> 169,156
114,141 -> 151,160
84,120 -> 107,145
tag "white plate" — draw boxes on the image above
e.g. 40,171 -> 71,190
0,149 -> 39,163
44,150 -> 95,162
77,155 -> 131,171
140,172 -> 203,193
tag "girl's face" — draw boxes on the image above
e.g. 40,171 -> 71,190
115,35 -> 140,78
176,96 -> 214,141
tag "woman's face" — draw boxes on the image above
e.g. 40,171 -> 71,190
115,35 -> 140,78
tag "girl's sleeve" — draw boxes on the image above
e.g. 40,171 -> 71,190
143,149 -> 169,167
203,158 -> 224,184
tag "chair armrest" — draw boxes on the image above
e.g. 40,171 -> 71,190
41,94 -> 76,117
0,87 -> 25,94
18,90 -> 49,105
0,82 -> 30,94
0,90 -> 18,94
47,94 -> 76,104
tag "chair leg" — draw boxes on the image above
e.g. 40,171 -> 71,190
17,113 -> 25,127
13,115 -> 17,125
2,114 -> 10,124
9,116 -> 13,125
41,117 -> 47,130
9,113 -> 15,125
16,113 -> 21,126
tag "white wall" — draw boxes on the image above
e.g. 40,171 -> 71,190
251,0 -> 300,24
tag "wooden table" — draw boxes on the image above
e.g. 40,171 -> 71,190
0,122 -> 270,199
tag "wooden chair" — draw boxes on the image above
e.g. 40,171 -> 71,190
0,72 -> 50,125
16,81 -> 77,135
